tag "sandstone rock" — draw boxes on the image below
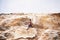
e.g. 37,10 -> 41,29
0,13 -> 60,40
38,29 -> 59,40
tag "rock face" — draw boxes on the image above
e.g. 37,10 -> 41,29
9,26 -> 37,39
39,14 -> 60,29
38,13 -> 60,40
38,29 -> 59,40
0,13 -> 60,40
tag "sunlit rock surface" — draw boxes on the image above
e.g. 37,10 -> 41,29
10,26 -> 37,39
0,13 -> 60,40
38,29 -> 59,40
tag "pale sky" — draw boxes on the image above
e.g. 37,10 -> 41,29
0,0 -> 60,13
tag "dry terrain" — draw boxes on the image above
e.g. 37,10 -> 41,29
0,13 -> 60,40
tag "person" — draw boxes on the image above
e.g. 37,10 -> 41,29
28,19 -> 32,27
27,19 -> 32,30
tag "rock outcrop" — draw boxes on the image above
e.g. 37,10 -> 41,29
0,13 -> 60,40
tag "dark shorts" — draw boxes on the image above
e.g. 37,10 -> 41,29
29,25 -> 32,28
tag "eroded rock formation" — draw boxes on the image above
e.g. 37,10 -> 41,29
0,13 -> 60,40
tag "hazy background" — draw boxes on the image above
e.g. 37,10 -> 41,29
0,0 -> 60,14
